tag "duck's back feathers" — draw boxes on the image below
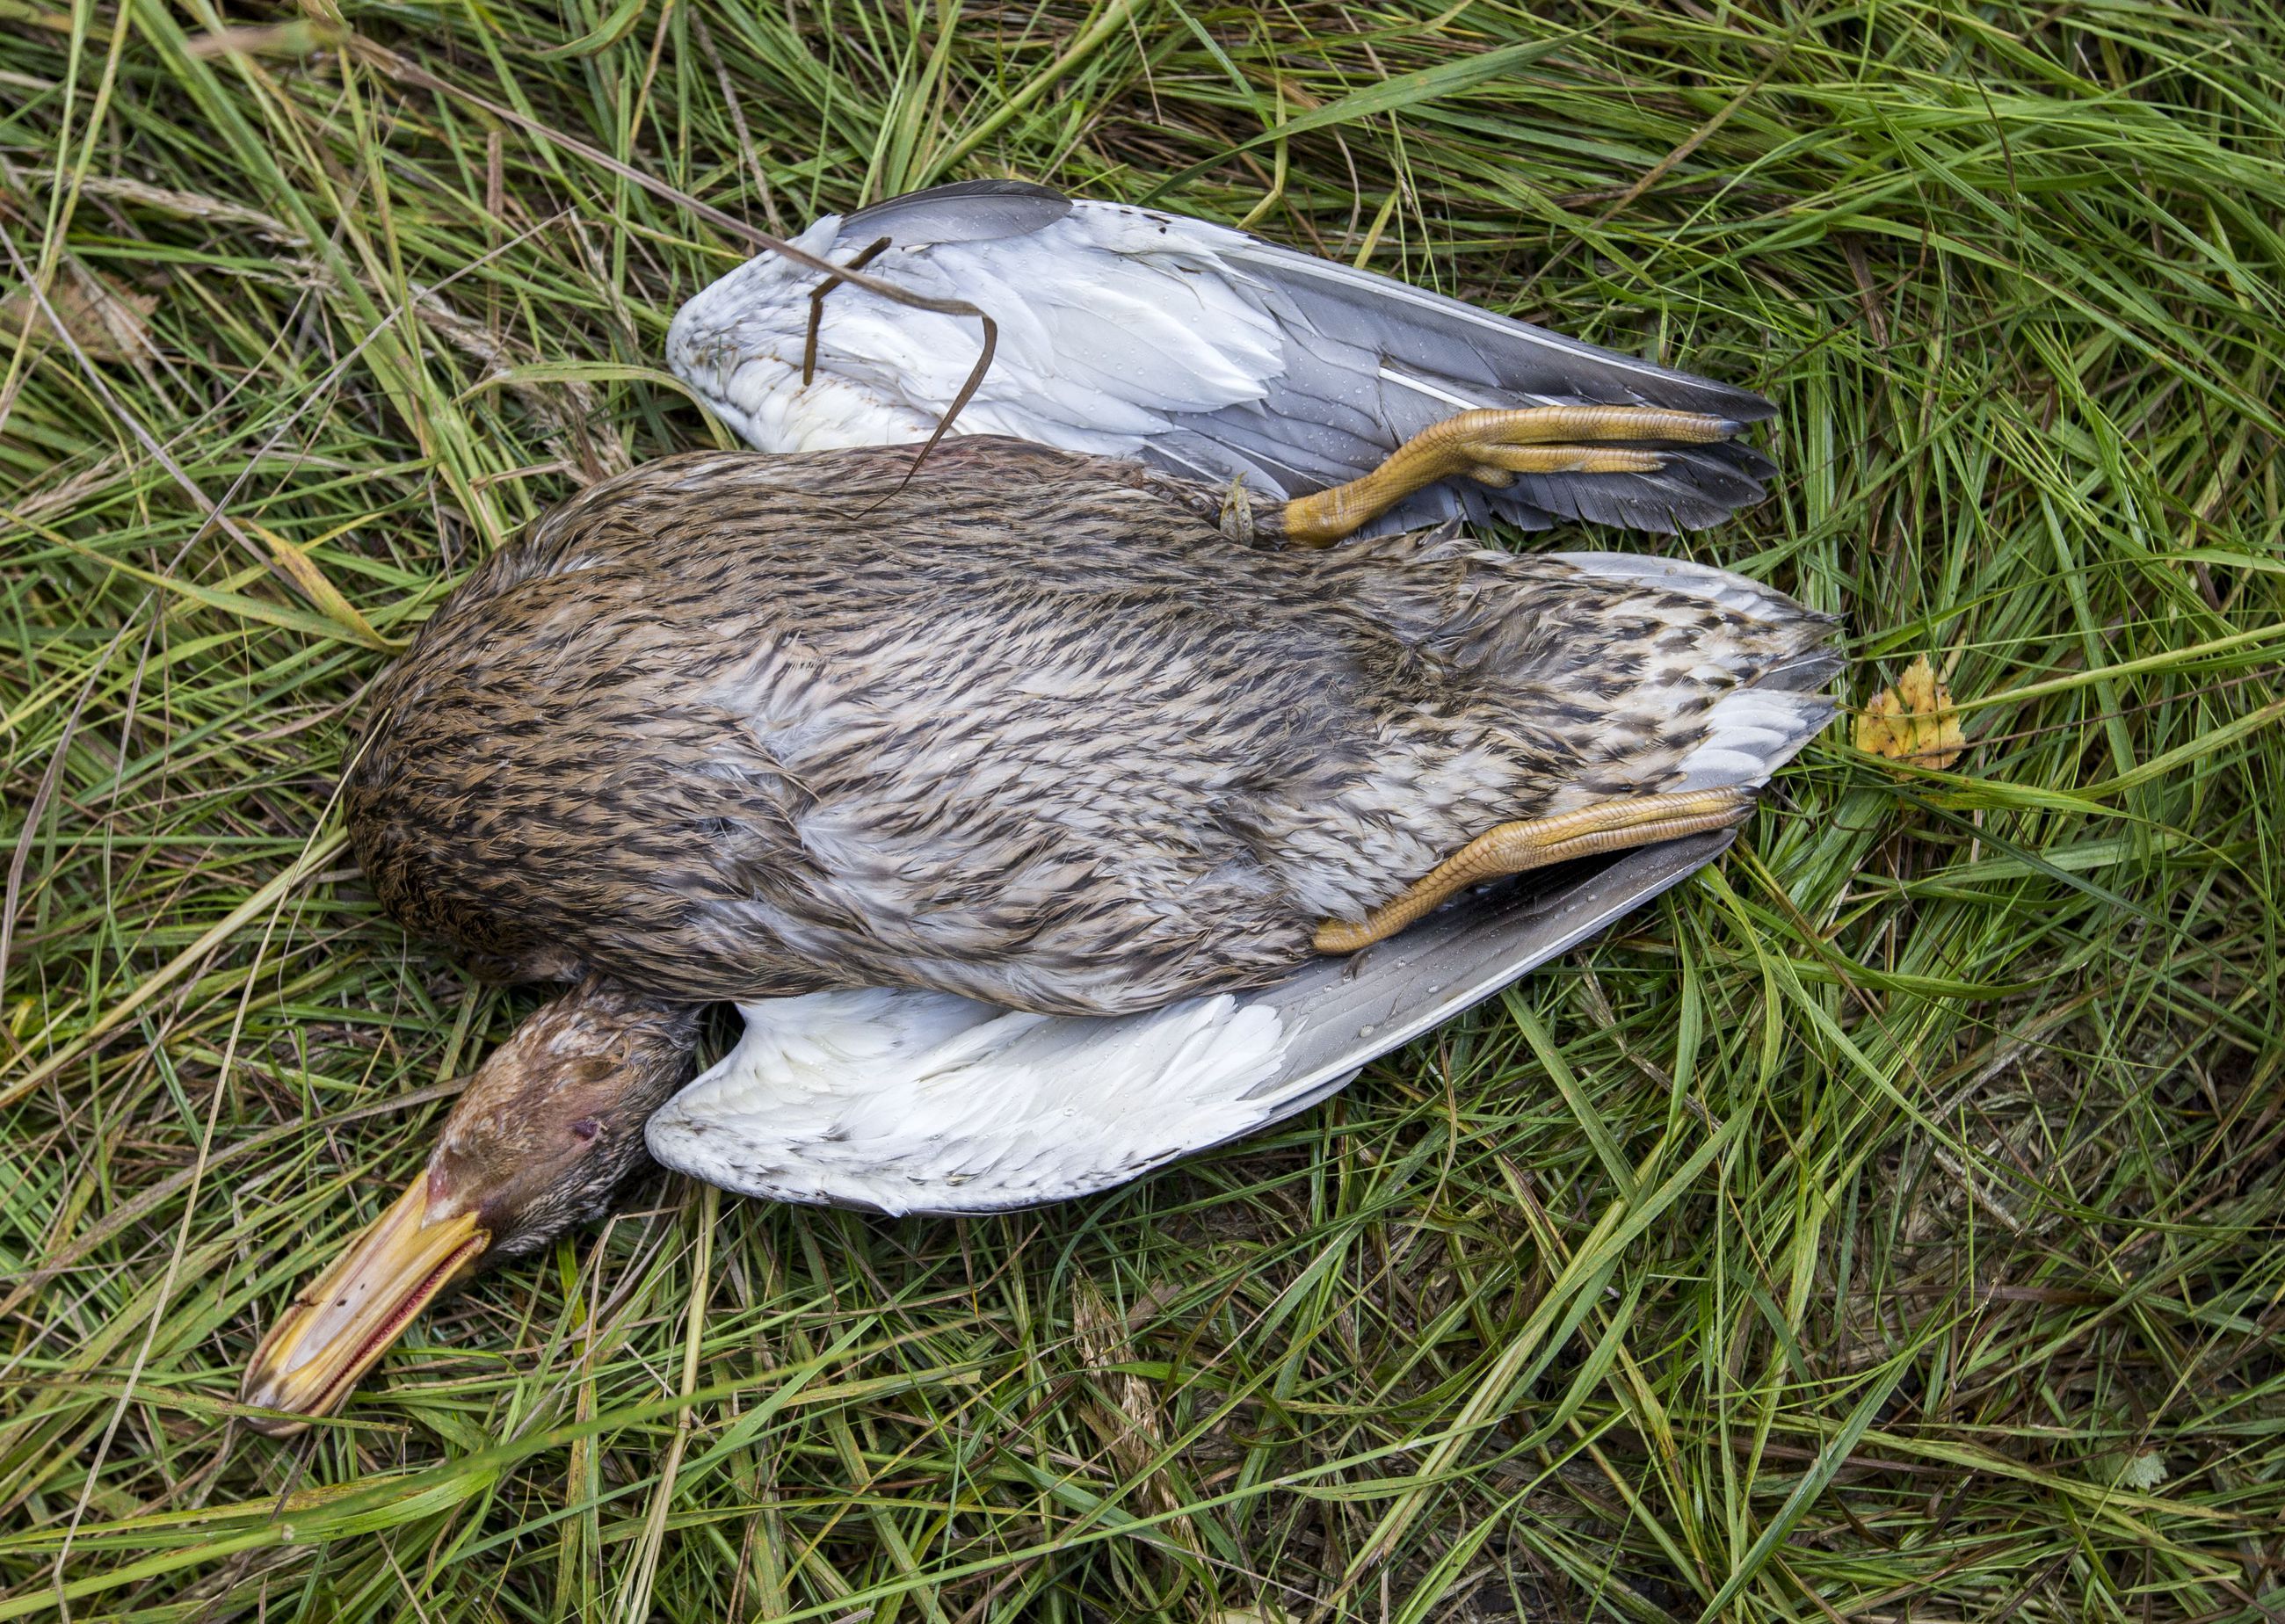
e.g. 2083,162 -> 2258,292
668,183 -> 1774,534
351,442 -> 1833,1019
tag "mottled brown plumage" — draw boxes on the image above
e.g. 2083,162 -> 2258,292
352,437 -> 1825,1016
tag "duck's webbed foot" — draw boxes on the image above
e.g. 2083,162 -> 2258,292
1313,786 -> 1757,954
1280,406 -> 1745,547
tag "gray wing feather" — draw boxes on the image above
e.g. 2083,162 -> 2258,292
840,179 -> 1074,246
1145,239 -> 1777,533
900,834 -> 1734,1212
681,180 -> 1779,533
1208,830 -> 1737,1143
1229,242 -> 1774,418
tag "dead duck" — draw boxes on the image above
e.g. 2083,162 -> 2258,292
240,413 -> 1836,1435
241,187 -> 1828,1434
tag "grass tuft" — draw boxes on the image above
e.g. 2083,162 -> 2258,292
4,2 -> 2282,1619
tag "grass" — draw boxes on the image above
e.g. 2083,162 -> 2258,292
2,0 -> 2282,1617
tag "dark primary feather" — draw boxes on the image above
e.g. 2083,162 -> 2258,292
1138,228 -> 1776,533
350,440 -> 1832,1020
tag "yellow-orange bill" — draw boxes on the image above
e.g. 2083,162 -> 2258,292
239,1176 -> 489,1438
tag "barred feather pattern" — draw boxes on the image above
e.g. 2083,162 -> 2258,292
350,439 -> 1834,1017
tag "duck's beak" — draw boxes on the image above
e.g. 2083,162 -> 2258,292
239,1173 -> 490,1438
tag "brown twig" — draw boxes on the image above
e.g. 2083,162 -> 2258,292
802,236 -> 892,386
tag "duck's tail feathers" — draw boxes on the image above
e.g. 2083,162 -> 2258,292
1666,682 -> 1839,792
1547,550 -> 1842,791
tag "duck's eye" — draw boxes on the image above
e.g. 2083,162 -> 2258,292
569,1117 -> 602,1143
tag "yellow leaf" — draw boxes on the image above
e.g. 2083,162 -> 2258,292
1856,654 -> 1968,771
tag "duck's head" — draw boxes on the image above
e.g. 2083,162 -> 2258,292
240,977 -> 700,1437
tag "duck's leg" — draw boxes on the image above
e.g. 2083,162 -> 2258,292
1313,787 -> 1755,953
1280,407 -> 1742,547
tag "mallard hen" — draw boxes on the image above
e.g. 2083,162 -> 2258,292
236,184 -> 1837,1443
240,415 -> 1835,1434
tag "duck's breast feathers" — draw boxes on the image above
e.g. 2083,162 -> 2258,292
668,182 -> 1773,533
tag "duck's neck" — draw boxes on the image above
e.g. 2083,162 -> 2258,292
429,975 -> 706,1253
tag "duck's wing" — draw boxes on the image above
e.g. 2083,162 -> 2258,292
642,830 -> 1731,1214
666,182 -> 1773,534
